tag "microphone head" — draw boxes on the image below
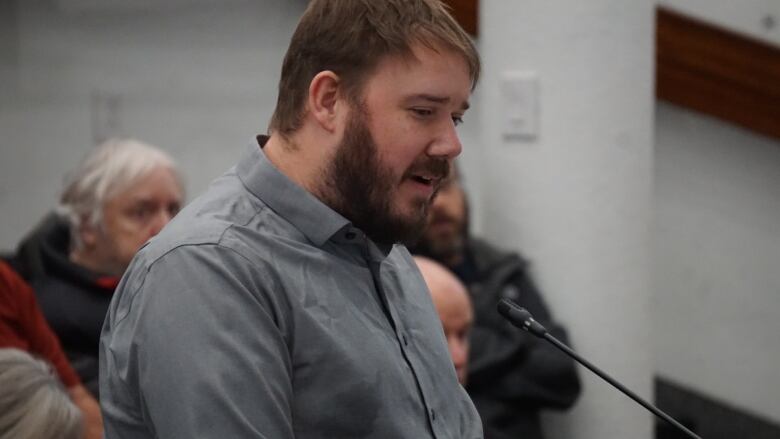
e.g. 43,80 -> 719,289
497,299 -> 547,337
497,299 -> 533,322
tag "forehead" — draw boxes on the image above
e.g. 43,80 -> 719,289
431,279 -> 472,320
109,167 -> 182,203
360,43 -> 472,109
438,293 -> 473,329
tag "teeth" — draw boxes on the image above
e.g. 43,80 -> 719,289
411,175 -> 436,185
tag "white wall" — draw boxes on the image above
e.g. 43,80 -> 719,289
653,0 -> 780,426
0,0 -> 306,249
478,1 -> 655,438
654,102 -> 780,422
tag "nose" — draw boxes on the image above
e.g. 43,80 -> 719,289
449,337 -> 468,370
428,121 -> 463,160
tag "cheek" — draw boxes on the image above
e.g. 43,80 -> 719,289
372,125 -> 425,172
113,218 -> 155,248
446,195 -> 466,221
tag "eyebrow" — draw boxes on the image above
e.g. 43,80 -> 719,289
406,94 -> 470,111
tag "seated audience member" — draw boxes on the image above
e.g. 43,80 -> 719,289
412,166 -> 582,439
0,348 -> 83,439
0,261 -> 102,438
414,256 -> 473,386
6,138 -> 184,396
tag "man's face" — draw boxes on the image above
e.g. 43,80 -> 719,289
417,173 -> 468,264
322,44 -> 472,245
92,166 -> 182,275
432,281 -> 473,385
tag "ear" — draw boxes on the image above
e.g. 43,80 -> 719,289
78,217 -> 99,249
307,71 -> 345,133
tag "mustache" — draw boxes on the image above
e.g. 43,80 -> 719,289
405,158 -> 450,181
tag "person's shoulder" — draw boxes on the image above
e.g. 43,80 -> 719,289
0,260 -> 18,284
6,212 -> 67,281
469,236 -> 529,272
137,215 -> 231,269
137,173 -> 273,266
469,236 -> 524,261
129,207 -> 288,291
0,260 -> 28,300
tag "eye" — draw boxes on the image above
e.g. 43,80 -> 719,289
130,206 -> 152,220
452,115 -> 464,126
168,202 -> 181,217
411,108 -> 434,118
126,202 -> 156,222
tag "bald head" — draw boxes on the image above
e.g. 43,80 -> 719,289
415,256 -> 473,385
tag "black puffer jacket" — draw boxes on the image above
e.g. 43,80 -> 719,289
456,238 -> 581,439
5,213 -> 118,397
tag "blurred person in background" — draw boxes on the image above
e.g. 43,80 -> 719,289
412,165 -> 581,439
415,256 -> 473,386
5,138 -> 184,396
0,261 -> 102,438
0,348 -> 84,439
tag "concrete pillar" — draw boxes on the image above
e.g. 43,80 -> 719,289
477,1 -> 655,437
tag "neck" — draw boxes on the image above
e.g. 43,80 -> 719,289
263,130 -> 335,200
442,251 -> 465,269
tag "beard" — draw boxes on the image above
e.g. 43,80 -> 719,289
320,106 -> 449,246
412,203 -> 469,266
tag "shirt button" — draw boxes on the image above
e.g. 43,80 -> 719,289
430,408 -> 436,421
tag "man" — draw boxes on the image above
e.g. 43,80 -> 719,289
413,167 -> 582,439
415,256 -> 473,386
100,1 -> 481,438
0,260 -> 103,439
7,138 -> 183,396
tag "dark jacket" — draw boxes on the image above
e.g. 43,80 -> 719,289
457,237 -> 581,439
6,213 -> 118,396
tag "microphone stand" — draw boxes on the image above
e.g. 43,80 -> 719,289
497,299 -> 702,439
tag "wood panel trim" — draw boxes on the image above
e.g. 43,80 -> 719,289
656,7 -> 780,140
443,0 -> 478,36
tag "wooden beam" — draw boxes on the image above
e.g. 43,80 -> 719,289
656,7 -> 780,140
442,0 -> 478,36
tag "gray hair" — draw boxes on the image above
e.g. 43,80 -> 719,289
57,138 -> 182,250
0,348 -> 83,439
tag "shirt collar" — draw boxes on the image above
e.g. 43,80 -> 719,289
237,136 -> 350,247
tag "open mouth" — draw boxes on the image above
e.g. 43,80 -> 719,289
411,175 -> 435,186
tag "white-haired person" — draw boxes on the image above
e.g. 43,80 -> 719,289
0,348 -> 83,439
5,138 -> 184,397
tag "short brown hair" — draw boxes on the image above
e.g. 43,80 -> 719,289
269,0 -> 480,138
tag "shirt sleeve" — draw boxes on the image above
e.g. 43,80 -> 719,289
101,244 -> 295,438
0,261 -> 81,388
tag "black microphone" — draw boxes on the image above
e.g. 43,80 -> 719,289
497,298 -> 702,439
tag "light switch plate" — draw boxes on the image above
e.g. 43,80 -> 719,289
500,71 -> 538,140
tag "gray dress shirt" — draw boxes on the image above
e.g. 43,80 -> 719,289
99,139 -> 483,439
